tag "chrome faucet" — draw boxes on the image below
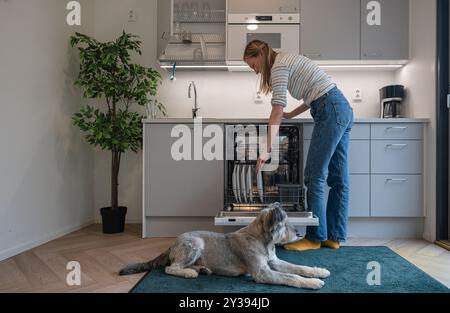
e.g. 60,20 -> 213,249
188,81 -> 199,118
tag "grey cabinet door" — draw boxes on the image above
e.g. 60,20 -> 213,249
300,0 -> 361,60
371,140 -> 423,174
304,140 -> 369,174
144,124 -> 224,217
361,0 -> 409,60
371,175 -> 423,217
157,0 -> 171,59
349,175 -> 370,217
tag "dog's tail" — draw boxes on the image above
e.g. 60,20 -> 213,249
119,249 -> 170,276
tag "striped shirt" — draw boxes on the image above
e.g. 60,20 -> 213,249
271,53 -> 336,107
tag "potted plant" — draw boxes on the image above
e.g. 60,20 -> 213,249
70,31 -> 166,234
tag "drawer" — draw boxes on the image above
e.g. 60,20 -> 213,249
371,124 -> 423,140
304,140 -> 369,174
349,175 -> 370,217
303,123 -> 370,140
371,140 -> 422,174
304,175 -> 369,217
371,175 -> 423,217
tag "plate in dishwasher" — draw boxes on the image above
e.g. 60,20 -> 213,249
215,211 -> 319,227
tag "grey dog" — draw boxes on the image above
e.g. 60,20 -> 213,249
119,204 -> 330,289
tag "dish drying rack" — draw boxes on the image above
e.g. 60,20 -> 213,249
160,33 -> 225,62
174,9 -> 226,23
225,184 -> 305,211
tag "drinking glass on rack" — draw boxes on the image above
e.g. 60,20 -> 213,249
174,22 -> 182,42
173,3 -> 180,20
181,1 -> 190,20
191,1 -> 199,20
202,2 -> 211,21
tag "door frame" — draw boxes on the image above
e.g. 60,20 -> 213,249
436,0 -> 449,241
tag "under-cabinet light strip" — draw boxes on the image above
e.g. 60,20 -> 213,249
160,64 -> 404,69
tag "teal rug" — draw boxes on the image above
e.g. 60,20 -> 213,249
130,246 -> 449,293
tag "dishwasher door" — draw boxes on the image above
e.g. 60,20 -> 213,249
214,211 -> 319,227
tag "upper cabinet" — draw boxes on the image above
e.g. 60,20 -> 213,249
156,0 -> 410,70
157,0 -> 227,67
300,0 -> 361,60
300,0 -> 409,61
361,0 -> 409,60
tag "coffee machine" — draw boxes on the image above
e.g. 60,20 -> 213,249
380,85 -> 405,118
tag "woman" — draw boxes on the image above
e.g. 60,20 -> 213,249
244,40 -> 353,251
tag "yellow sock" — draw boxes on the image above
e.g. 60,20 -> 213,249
321,240 -> 340,249
284,238 -> 321,251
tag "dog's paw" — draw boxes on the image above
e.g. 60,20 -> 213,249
183,269 -> 199,279
312,267 -> 330,279
304,278 -> 325,290
196,266 -> 212,275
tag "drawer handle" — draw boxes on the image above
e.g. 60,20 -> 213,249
386,127 -> 407,131
386,178 -> 408,183
385,144 -> 408,149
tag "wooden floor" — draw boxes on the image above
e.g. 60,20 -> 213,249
0,224 -> 449,293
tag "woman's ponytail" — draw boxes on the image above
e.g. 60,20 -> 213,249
243,40 -> 278,95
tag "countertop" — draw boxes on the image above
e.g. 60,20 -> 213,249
142,118 -> 430,124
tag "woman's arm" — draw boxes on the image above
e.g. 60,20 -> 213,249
283,103 -> 310,119
256,105 -> 284,173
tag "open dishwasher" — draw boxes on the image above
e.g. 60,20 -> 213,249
215,123 -> 319,227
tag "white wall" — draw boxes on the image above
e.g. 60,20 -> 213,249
396,0 -> 437,242
91,0 -> 397,223
0,0 -> 95,261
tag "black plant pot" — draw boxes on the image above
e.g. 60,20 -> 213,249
100,207 -> 127,234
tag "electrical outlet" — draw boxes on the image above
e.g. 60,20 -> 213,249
353,88 -> 363,102
128,9 -> 137,22
254,92 -> 263,104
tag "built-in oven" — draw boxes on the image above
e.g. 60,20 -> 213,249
214,123 -> 318,227
227,13 -> 300,62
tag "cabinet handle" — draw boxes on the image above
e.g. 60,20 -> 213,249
364,52 -> 383,57
385,144 -> 408,149
304,53 -> 322,58
385,178 -> 408,183
386,126 -> 407,131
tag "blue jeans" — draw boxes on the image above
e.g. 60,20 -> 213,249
305,87 -> 354,243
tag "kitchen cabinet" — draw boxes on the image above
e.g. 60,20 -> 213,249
144,123 -> 224,222
300,0 -> 409,61
143,119 -> 427,237
304,121 -> 424,218
361,0 -> 409,60
300,0 -> 361,60
304,123 -> 370,217
370,123 -> 423,217
157,0 -> 227,67
371,175 -> 422,217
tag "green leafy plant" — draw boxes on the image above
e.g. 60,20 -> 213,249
70,31 -> 166,211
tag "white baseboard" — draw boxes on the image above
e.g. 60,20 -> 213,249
0,219 -> 95,262
94,219 -> 142,224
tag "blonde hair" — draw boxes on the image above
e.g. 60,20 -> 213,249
243,40 -> 278,95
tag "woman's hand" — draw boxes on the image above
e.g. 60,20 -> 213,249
283,111 -> 293,119
256,152 -> 271,174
